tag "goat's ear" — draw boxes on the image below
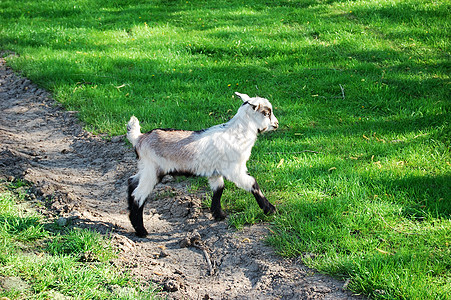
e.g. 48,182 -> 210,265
234,92 -> 251,102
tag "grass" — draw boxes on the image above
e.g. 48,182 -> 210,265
0,180 -> 158,299
1,0 -> 450,299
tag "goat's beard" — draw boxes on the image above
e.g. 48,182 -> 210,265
257,127 -> 267,134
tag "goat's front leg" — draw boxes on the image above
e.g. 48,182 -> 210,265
209,176 -> 226,220
232,174 -> 276,215
250,180 -> 276,215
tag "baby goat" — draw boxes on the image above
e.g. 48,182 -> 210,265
127,92 -> 279,237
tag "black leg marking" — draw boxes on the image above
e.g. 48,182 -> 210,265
211,186 -> 226,220
127,177 -> 138,211
251,180 -> 276,215
127,177 -> 148,237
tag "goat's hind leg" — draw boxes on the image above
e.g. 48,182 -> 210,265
128,165 -> 158,237
209,176 -> 226,220
127,176 -> 147,237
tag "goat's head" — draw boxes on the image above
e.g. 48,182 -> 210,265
235,92 -> 279,133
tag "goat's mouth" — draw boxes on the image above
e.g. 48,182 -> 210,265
258,125 -> 278,134
268,124 -> 279,131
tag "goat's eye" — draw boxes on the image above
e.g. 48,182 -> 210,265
264,111 -> 270,117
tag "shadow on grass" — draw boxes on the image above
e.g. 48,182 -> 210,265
375,174 -> 451,220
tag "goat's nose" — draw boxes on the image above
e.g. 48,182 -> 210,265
273,121 -> 279,129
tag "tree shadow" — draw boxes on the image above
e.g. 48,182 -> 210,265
373,174 -> 451,220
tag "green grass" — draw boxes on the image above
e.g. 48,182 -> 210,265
1,0 -> 450,299
0,181 -> 158,299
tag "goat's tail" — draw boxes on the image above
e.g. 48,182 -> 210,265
127,116 -> 142,147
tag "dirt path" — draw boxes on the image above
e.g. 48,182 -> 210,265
0,54 -> 361,300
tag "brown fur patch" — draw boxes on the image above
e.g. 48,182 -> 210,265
257,105 -> 272,118
137,129 -> 198,163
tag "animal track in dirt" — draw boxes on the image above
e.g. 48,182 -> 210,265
0,54 -> 362,300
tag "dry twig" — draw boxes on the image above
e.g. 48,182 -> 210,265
376,211 -> 419,235
192,242 -> 215,276
266,150 -> 322,155
339,84 -> 345,99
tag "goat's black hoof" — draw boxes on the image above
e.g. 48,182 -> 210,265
212,209 -> 226,221
264,204 -> 276,215
134,227 -> 148,238
129,214 -> 148,237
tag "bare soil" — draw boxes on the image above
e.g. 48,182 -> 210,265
0,54 -> 362,300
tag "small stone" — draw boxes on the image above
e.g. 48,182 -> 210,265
159,249 -> 169,258
163,280 -> 179,292
190,230 -> 201,243
180,238 -> 191,248
161,175 -> 174,184
56,217 -> 68,227
111,135 -> 123,143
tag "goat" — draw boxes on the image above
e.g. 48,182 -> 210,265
126,92 -> 279,237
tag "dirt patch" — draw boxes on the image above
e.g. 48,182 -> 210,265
0,54 -> 361,300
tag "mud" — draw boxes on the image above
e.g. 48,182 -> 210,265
0,53 -> 361,299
